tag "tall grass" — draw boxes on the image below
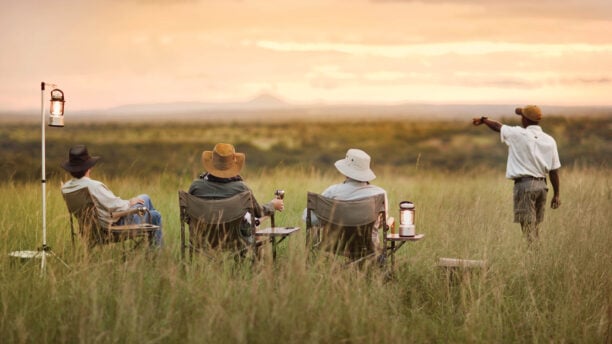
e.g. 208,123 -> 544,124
0,167 -> 609,343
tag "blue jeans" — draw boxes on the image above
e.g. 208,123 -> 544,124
119,194 -> 163,247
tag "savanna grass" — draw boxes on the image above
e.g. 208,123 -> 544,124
0,167 -> 609,343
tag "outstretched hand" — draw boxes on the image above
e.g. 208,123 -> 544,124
472,117 -> 485,126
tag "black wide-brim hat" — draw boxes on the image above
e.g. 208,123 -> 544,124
61,144 -> 100,173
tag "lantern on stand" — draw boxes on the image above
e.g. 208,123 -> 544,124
49,89 -> 65,127
9,82 -> 69,273
399,201 -> 415,237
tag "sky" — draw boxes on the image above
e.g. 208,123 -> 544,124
1,0 -> 611,112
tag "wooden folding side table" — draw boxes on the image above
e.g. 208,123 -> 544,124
256,226 -> 300,261
384,233 -> 425,270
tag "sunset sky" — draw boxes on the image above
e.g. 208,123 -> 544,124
1,0 -> 611,112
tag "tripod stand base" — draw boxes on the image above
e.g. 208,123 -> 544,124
9,249 -> 70,270
8,250 -> 50,261
9,251 -> 51,259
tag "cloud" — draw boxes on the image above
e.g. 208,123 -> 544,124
121,0 -> 200,3
556,77 -> 612,85
370,0 -> 612,21
443,73 -> 612,89
254,40 -> 612,58
363,71 -> 406,81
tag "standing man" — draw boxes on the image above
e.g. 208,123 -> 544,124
473,105 -> 561,243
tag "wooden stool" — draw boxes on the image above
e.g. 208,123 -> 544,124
438,257 -> 487,287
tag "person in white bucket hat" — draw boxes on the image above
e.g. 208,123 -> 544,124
303,148 -> 390,251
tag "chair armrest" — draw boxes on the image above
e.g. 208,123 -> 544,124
111,207 -> 148,220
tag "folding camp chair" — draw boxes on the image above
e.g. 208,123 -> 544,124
305,192 -> 387,266
62,187 -> 159,249
178,190 -> 257,261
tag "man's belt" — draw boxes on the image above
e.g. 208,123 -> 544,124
514,176 -> 546,184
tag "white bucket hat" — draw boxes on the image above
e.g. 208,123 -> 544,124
334,148 -> 376,182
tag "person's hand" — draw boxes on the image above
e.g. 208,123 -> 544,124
129,197 -> 144,207
472,117 -> 486,126
271,198 -> 284,212
551,195 -> 561,209
386,216 -> 395,229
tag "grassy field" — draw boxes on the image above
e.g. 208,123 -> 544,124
0,164 -> 610,343
1,116 -> 610,182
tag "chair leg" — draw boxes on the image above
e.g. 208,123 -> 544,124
69,216 -> 75,248
180,221 -> 186,260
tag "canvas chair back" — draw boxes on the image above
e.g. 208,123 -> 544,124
179,190 -> 256,255
62,187 -> 108,247
306,192 -> 386,260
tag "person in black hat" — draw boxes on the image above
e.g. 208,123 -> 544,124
473,105 -> 561,244
60,144 -> 163,246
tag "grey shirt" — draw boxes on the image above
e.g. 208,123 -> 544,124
303,178 -> 389,247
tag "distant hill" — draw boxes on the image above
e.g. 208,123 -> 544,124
2,95 -> 611,123
107,93 -> 290,115
246,93 -> 288,107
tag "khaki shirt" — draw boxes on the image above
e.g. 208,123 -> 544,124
61,177 -> 130,228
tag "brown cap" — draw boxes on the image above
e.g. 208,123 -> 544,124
515,105 -> 542,122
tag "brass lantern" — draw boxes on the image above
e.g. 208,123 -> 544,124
399,201 -> 415,237
49,88 -> 65,127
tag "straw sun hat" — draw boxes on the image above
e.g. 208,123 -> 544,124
334,148 -> 376,182
202,143 -> 245,178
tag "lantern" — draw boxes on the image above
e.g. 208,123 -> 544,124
399,201 -> 415,237
49,88 -> 65,127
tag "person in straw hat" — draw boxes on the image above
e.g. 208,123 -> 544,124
473,105 -> 561,244
188,143 -> 284,244
302,148 -> 390,251
60,144 -> 163,247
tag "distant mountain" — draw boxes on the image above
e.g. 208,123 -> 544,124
246,93 -> 288,107
109,93 -> 289,115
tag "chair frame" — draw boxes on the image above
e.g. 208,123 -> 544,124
305,192 -> 388,265
62,187 -> 159,249
179,190 -> 257,261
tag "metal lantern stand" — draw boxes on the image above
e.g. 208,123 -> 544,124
40,82 -> 70,273
9,82 -> 69,274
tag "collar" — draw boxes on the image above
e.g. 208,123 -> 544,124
343,178 -> 369,185
200,172 -> 243,183
525,125 -> 543,132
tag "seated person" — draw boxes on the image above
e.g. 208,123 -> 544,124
60,145 -> 163,247
303,148 -> 390,251
188,143 -> 284,245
